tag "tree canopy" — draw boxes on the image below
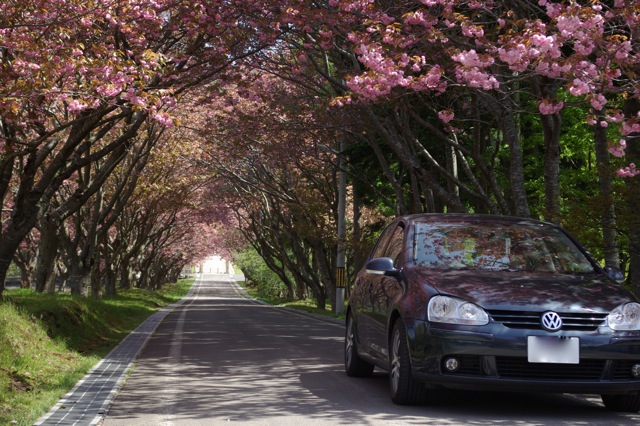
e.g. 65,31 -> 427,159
1,0 -> 640,303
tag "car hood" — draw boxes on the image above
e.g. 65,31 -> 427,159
409,269 -> 634,312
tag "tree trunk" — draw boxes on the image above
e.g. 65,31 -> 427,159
351,184 -> 366,288
103,248 -> 118,296
0,231 -> 34,298
0,218 -> 43,295
594,116 -> 620,269
624,98 -> 640,295
0,259 -> 8,296
19,264 -> 30,289
364,132 -> 409,215
312,243 -> 334,312
33,220 -> 60,293
541,112 -> 562,224
91,263 -> 103,300
502,109 -> 531,218
446,143 -> 459,201
67,261 -> 91,296
531,76 -> 562,223
119,259 -> 133,290
361,107 -> 465,212
45,268 -> 59,294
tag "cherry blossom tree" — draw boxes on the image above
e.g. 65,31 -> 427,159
0,0 -> 289,294
188,70 -> 350,309
4,0 -> 640,299
324,0 -> 636,211
245,0 -> 640,289
89,116 -> 221,295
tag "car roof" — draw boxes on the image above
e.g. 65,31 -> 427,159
396,213 -> 556,228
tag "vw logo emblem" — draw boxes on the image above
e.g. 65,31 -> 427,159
541,311 -> 563,331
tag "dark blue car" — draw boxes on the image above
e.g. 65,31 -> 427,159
345,214 -> 640,412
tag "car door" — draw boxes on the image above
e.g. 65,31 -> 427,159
354,222 -> 396,358
367,223 -> 406,361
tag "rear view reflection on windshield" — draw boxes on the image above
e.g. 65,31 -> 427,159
412,222 -> 596,273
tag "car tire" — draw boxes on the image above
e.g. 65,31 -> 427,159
345,314 -> 374,377
389,319 -> 427,405
601,392 -> 640,412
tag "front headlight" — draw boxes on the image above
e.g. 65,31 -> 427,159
428,295 -> 489,326
608,302 -> 640,331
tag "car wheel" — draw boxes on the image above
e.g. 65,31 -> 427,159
345,314 -> 374,377
389,319 -> 427,405
601,392 -> 640,412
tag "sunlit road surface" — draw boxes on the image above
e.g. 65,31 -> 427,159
100,274 -> 640,425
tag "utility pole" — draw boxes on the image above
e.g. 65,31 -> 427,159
336,139 -> 347,314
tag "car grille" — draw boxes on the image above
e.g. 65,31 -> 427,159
441,356 -> 640,381
495,357 -> 605,380
487,310 -> 608,331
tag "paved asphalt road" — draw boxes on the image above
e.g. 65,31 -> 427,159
95,274 -> 640,425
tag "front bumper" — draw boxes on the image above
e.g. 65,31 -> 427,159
406,319 -> 640,394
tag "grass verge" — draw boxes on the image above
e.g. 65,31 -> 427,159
240,281 -> 346,321
0,279 -> 193,426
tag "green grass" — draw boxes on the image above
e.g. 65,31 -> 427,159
0,279 -> 193,426
240,281 -> 346,320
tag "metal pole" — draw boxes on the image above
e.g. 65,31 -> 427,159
336,139 -> 346,314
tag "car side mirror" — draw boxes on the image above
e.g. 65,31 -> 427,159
365,257 -> 400,277
604,266 -> 625,283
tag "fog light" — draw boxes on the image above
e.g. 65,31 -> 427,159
632,364 -> 640,378
444,357 -> 460,372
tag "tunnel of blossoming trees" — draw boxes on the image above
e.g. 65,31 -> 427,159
1,0 -> 639,307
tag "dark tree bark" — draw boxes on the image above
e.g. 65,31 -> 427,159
531,76 -> 563,223
624,98 -> 640,295
541,111 -> 562,224
501,108 -> 531,218
32,219 -> 60,293
593,114 -> 620,270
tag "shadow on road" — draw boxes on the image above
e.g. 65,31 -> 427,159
101,276 -> 640,426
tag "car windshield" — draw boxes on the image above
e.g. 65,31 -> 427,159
412,222 -> 596,273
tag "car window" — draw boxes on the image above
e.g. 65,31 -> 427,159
412,223 -> 596,273
384,225 -> 405,268
370,222 -> 399,259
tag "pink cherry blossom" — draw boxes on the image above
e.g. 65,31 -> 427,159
538,99 -> 564,115
438,110 -> 455,123
589,94 -> 607,110
617,163 -> 640,178
608,139 -> 627,158
67,99 -> 88,113
152,112 -> 174,127
569,78 -> 591,96
621,120 -> 640,135
451,50 -> 494,68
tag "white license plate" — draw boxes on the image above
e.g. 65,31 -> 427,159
527,336 -> 579,364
